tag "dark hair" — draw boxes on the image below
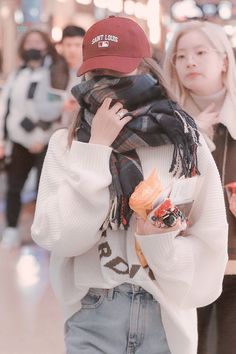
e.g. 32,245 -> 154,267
18,29 -> 58,63
62,25 -> 85,40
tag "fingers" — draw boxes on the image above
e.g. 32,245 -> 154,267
120,115 -> 132,125
111,102 -> 123,114
107,101 -> 132,124
100,98 -> 123,111
116,109 -> 128,119
100,98 -> 130,117
96,98 -> 132,131
101,97 -> 113,110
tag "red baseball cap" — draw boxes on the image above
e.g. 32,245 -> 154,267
77,16 -> 151,76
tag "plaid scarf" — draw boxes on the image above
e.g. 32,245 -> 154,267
71,74 -> 200,230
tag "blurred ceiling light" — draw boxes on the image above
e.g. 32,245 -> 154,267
147,0 -> 159,26
149,30 -> 160,45
94,0 -> 109,9
124,0 -> 135,15
76,0 -> 92,4
134,2 -> 147,19
108,0 -> 123,13
147,0 -> 161,44
171,0 -> 203,21
14,9 -> 24,24
52,26 -> 63,42
218,1 -> 232,20
0,5 -> 10,18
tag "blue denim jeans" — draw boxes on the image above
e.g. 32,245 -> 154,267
65,283 -> 171,354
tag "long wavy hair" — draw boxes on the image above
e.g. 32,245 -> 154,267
163,21 -> 236,107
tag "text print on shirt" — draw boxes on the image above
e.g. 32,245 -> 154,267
98,230 -> 155,280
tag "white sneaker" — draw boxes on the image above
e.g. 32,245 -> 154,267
1,227 -> 21,249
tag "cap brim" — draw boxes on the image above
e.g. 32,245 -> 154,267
77,56 -> 141,76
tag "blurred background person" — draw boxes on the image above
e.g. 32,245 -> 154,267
56,25 -> 85,127
0,29 -> 67,249
163,20 -> 236,354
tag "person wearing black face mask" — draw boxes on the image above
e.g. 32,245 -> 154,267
22,48 -> 44,66
0,29 -> 68,249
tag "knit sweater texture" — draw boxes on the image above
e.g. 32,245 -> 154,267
32,128 -> 228,354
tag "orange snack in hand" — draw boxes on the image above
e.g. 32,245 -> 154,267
129,169 -> 163,268
129,169 -> 163,220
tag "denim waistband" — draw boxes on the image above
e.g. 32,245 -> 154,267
90,283 -> 155,300
113,282 -> 147,294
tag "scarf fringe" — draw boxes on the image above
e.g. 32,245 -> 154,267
171,109 -> 200,178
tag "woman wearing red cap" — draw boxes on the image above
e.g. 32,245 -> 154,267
32,17 -> 228,354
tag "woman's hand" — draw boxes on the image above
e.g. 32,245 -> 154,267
196,103 -> 219,133
136,215 -> 185,236
89,97 -> 132,146
229,194 -> 236,218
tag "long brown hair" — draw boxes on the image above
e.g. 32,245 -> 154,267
68,58 -> 176,146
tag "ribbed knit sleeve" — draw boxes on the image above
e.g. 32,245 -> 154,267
136,137 -> 228,308
31,129 -> 112,257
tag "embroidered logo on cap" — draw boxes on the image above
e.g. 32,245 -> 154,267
98,41 -> 109,48
92,34 -> 118,47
